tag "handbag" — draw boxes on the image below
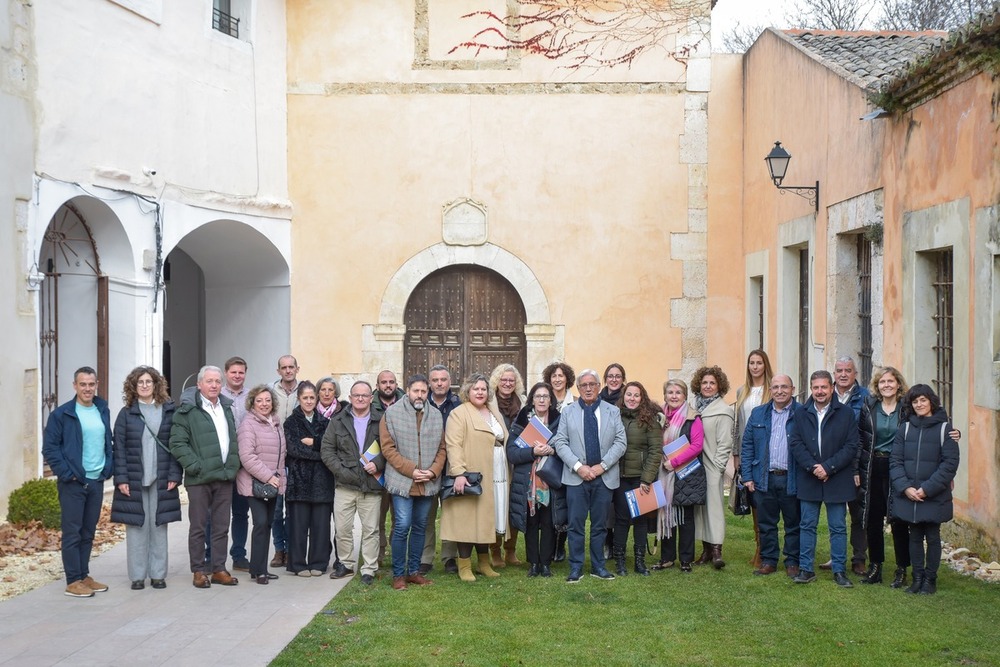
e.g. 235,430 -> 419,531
252,477 -> 278,500
440,472 -> 483,500
535,454 -> 564,489
729,467 -> 752,516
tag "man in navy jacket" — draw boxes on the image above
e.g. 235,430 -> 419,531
42,366 -> 114,598
740,374 -> 800,577
787,370 -> 859,587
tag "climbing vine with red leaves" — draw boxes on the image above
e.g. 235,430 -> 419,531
449,0 -> 710,70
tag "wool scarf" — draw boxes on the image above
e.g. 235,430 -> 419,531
382,399 -> 444,497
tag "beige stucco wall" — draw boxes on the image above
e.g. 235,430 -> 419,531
287,0 -> 708,392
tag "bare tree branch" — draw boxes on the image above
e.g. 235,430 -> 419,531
790,0 -> 879,30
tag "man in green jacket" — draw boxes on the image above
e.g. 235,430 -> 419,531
169,365 -> 241,589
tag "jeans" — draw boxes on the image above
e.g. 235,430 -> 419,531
390,495 -> 434,577
57,478 -> 104,584
566,479 -> 612,572
230,487 -> 249,561
755,472 -> 800,568
799,500 -> 847,574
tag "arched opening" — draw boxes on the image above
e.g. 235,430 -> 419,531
404,265 -> 526,383
163,219 -> 290,399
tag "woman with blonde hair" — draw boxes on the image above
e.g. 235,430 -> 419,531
441,373 -> 509,582
111,366 -> 182,590
734,350 -> 773,568
488,363 -> 526,567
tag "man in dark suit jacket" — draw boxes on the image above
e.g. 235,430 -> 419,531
787,370 -> 859,587
551,369 -> 627,582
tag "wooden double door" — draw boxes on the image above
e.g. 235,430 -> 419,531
404,265 -> 526,385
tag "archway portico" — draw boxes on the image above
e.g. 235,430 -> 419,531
363,242 -> 562,384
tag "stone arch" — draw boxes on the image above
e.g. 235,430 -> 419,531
364,243 -> 562,384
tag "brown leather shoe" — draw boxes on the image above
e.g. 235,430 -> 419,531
852,562 -> 868,576
711,544 -> 726,570
819,560 -> 833,570
270,551 -> 286,568
211,570 -> 239,586
695,542 -> 713,565
192,572 -> 211,589
392,576 -> 408,591
406,573 -> 433,586
786,565 -> 800,578
753,564 -> 777,576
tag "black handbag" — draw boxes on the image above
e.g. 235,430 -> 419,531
535,454 -> 564,489
440,472 -> 483,500
729,468 -> 752,516
252,477 -> 278,500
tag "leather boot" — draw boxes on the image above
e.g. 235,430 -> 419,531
613,547 -> 627,576
860,562 -> 883,584
477,552 -> 501,578
553,531 -> 567,562
504,529 -> 522,565
905,571 -> 925,594
490,538 -> 506,568
695,541 -> 713,565
711,544 -> 726,570
919,573 -> 937,595
634,546 -> 650,576
889,567 -> 908,589
457,557 -> 476,583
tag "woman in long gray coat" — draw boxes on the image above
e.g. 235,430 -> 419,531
691,366 -> 734,570
111,366 -> 182,590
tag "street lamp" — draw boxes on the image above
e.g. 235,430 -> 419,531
764,141 -> 819,212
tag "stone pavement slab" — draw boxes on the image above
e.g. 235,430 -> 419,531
0,511 -> 357,666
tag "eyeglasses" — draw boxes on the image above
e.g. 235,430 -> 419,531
606,374 -> 623,380
499,378 -> 516,385
579,382 -> 599,389
534,395 -> 551,401
137,380 -> 154,386
350,393 -> 372,399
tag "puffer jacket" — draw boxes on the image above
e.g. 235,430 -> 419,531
283,406 -> 334,503
670,409 -> 707,507
618,406 -> 663,484
236,411 -> 287,497
506,408 -> 567,533
111,401 -> 183,527
168,392 -> 240,486
890,407 -> 959,525
320,407 -> 386,494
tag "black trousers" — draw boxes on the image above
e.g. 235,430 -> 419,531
248,496 -> 277,577
908,521 -> 942,577
524,501 -> 555,565
287,500 -> 333,573
865,457 -> 910,567
613,477 -> 648,552
848,493 -> 867,564
662,505 -> 696,563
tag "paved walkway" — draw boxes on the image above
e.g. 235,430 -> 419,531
0,510 -> 353,666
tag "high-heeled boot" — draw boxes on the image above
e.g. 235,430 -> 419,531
860,562 -> 883,584
889,567 -> 907,589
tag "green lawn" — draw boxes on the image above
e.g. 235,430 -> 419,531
273,513 -> 1000,666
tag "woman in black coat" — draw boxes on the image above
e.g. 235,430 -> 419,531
890,384 -> 960,595
283,381 -> 335,576
506,382 -> 565,577
111,366 -> 182,590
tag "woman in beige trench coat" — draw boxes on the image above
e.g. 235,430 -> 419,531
441,373 -> 509,582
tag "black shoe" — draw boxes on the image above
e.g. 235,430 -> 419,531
150,579 -> 166,589
793,570 -> 817,584
444,558 -> 458,574
540,564 -> 552,578
890,567 -> 908,589
591,568 -> 616,580
527,563 -> 539,577
860,562 -> 883,584
232,558 -> 251,572
680,562 -> 692,573
361,574 -> 375,586
330,562 -> 354,579
833,572 -> 854,588
906,574 -> 925,594
418,562 -> 432,575
566,568 -> 583,583
131,580 -> 145,590
919,575 -> 937,595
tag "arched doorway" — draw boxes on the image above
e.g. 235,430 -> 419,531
38,201 -> 108,424
404,265 -> 526,383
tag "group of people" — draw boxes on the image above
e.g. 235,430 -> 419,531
41,351 -> 960,597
